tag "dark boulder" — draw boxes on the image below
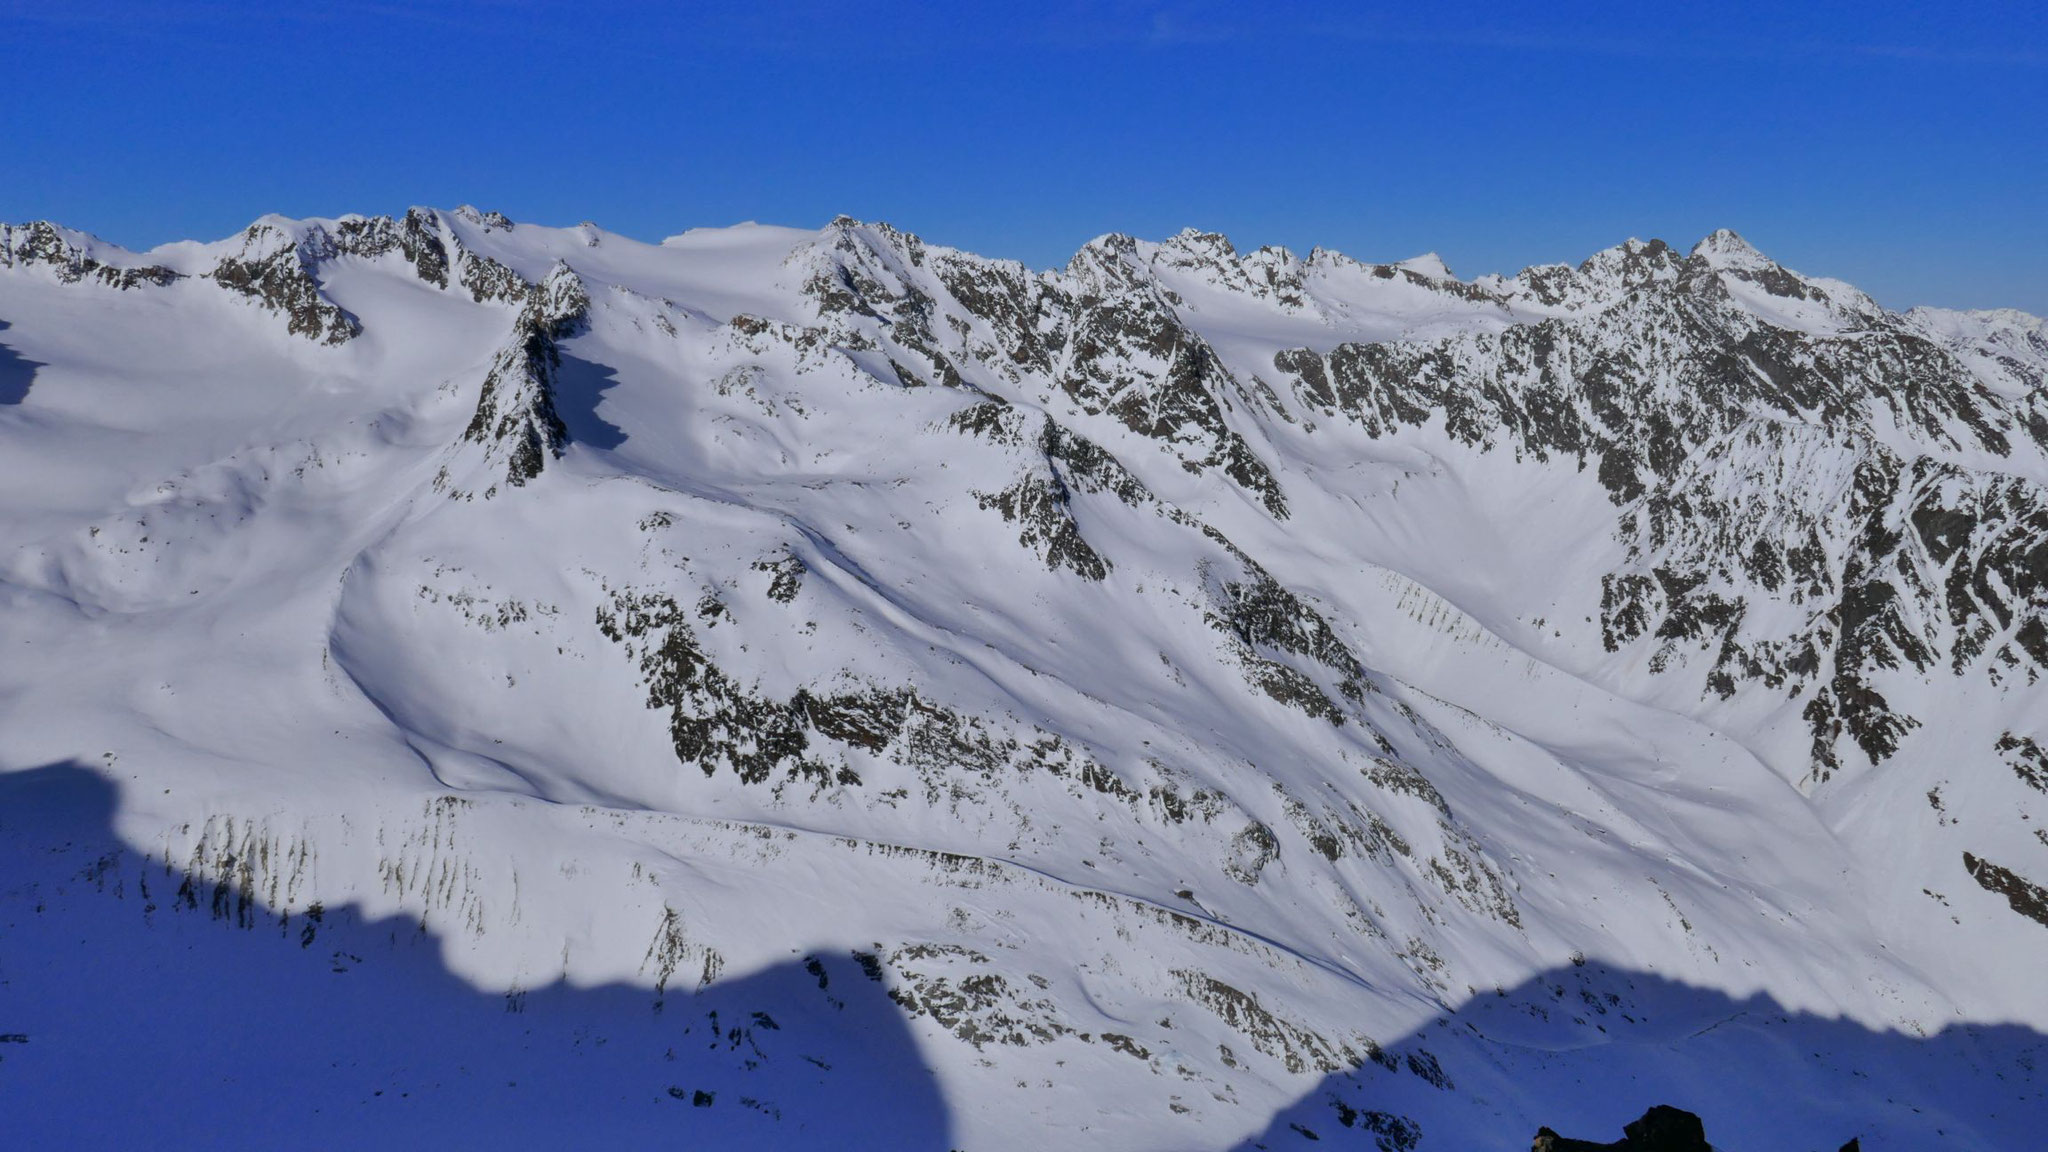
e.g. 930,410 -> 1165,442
1622,1106 -> 1710,1150
1530,1105 -> 1861,1151
1530,1105 -> 1708,1151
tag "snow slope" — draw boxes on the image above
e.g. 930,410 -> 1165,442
2,210 -> 2045,1149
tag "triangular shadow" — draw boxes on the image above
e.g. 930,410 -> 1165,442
1226,955 -> 2048,1151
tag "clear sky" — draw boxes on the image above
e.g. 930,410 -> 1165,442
4,1 -> 2043,313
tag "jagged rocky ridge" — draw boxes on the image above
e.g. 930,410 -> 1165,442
1,208 -> 2045,1151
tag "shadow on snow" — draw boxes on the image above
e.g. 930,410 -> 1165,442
6,760 -> 2047,1151
1228,956 -> 2048,1152
553,351 -> 628,451
0,319 -> 47,405
0,763 -> 952,1150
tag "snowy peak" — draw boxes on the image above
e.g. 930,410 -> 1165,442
0,220 -> 183,289
531,260 -> 592,334
1158,226 -> 1241,267
1690,226 -> 1770,269
1682,227 -> 1890,328
1063,229 -> 1146,288
206,219 -> 363,345
1573,235 -> 1688,296
449,260 -> 590,491
2,206 -> 2046,1151
453,203 -> 515,232
1391,251 -> 1455,281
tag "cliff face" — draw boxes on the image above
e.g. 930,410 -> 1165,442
0,209 -> 2043,1150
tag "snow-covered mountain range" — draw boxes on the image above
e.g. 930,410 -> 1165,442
2,207 -> 2044,1149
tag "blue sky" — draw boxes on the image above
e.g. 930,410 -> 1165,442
4,1 -> 2043,311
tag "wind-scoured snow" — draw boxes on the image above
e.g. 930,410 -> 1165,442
2,209 -> 2045,1150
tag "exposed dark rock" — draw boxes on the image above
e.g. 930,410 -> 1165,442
454,204 -> 514,232
457,247 -> 532,304
752,550 -> 807,603
208,222 -> 361,345
327,209 -> 451,288
806,219 -> 1290,516
1171,969 -> 1369,1074
0,222 -> 181,289
1198,535 -> 1369,724
973,435 -> 1113,581
1964,851 -> 2048,929
1533,1105 -> 1865,1152
1531,1104 -> 1708,1151
1258,233 -> 2048,784
726,217 -> 2048,791
882,944 -> 1071,1049
458,262 -> 589,488
1999,732 -> 2048,793
956,408 -> 1156,579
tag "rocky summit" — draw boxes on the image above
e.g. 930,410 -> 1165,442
1,210 -> 2045,1149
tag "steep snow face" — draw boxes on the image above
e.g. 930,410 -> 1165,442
2,212 -> 2046,1151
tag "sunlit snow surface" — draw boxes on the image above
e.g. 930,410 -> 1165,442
2,211 -> 2045,1150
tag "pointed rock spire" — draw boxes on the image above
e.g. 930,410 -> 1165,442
459,262 -> 590,488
